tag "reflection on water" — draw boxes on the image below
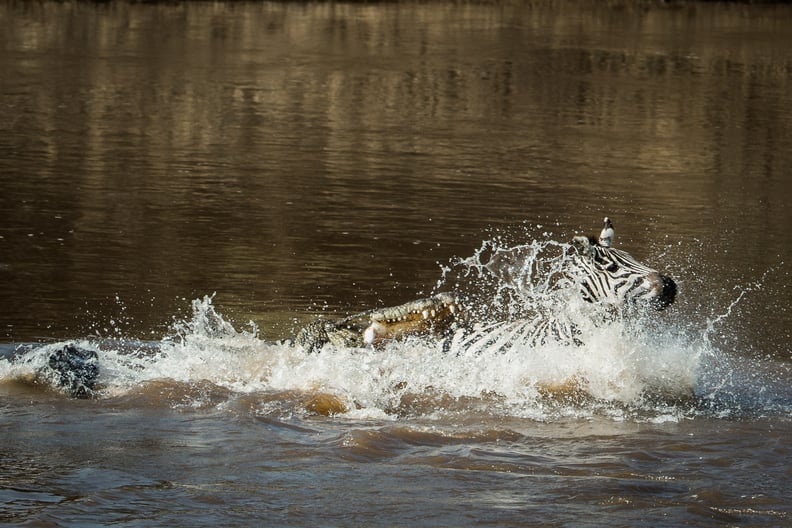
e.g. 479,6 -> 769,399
2,3 -> 792,527
1,1 -> 791,354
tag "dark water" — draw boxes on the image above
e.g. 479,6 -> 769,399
2,1 -> 792,526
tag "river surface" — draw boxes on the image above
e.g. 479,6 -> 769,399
1,1 -> 792,526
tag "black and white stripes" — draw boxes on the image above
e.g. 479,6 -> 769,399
571,235 -> 677,311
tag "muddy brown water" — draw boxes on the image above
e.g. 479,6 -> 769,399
1,2 -> 791,526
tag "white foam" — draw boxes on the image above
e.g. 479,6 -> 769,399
3,233 -> 787,421
104,290 -> 706,420
117,241 -> 703,414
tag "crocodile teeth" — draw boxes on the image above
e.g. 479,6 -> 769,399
422,310 -> 429,319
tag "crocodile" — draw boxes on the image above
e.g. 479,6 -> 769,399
295,292 -> 462,352
26,218 -> 678,396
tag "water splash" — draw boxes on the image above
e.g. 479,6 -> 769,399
1,231 -> 788,421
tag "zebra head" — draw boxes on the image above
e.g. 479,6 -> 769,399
571,234 -> 677,311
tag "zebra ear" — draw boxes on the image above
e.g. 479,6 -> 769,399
571,235 -> 595,257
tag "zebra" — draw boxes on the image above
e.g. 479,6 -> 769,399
445,219 -> 676,354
